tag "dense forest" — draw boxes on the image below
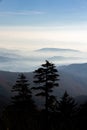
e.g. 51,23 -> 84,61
0,60 -> 87,130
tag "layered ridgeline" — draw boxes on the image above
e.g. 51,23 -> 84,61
0,47 -> 87,72
0,63 -> 87,105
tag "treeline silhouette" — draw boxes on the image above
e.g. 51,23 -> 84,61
0,60 -> 87,130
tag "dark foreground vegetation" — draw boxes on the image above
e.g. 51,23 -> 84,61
0,61 -> 87,130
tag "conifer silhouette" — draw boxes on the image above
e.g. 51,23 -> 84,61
32,60 -> 59,129
11,73 -> 35,111
58,91 -> 77,118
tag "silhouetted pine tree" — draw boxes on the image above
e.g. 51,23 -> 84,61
32,60 -> 59,129
57,91 -> 78,130
5,73 -> 36,130
58,91 -> 77,118
11,73 -> 35,111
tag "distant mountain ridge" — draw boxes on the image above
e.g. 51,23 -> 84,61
48,56 -> 82,61
36,48 -> 80,52
60,63 -> 87,77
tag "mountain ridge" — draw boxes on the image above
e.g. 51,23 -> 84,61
35,47 -> 80,52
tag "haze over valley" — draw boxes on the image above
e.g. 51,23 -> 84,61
0,47 -> 87,72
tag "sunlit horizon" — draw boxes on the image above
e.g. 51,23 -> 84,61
0,25 -> 87,52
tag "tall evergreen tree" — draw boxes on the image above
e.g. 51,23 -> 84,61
33,60 -> 59,129
11,73 -> 35,111
58,91 -> 77,118
3,74 -> 36,130
33,60 -> 59,111
54,91 -> 78,130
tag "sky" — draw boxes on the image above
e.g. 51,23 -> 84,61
1,0 -> 87,71
0,0 -> 87,51
0,0 -> 87,26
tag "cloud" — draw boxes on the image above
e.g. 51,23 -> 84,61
0,47 -> 87,72
0,10 -> 45,16
0,56 -> 11,62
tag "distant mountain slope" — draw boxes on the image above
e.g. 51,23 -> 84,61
0,71 -> 33,98
57,63 -> 87,98
57,69 -> 87,97
60,63 -> 87,75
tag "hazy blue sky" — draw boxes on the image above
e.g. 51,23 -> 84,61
0,0 -> 87,25
0,0 -> 87,52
